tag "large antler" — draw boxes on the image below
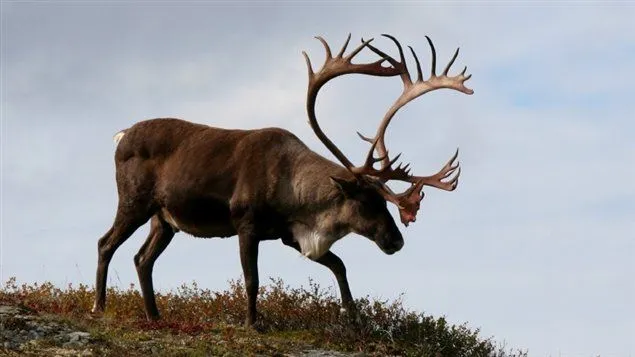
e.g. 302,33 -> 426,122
303,34 -> 411,181
303,34 -> 473,226
354,35 -> 473,225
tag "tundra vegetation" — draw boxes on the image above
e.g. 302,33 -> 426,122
1,277 -> 526,356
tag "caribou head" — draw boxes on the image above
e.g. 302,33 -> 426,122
302,34 -> 473,236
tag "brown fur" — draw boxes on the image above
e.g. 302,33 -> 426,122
92,117 -> 403,326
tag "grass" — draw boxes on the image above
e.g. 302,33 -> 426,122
0,277 -> 527,356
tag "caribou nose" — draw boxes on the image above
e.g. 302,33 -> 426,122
389,240 -> 404,254
382,237 -> 404,255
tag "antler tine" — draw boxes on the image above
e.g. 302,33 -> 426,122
408,46 -> 423,82
407,148 -> 461,191
336,33 -> 352,58
346,37 -> 372,61
356,131 -> 374,143
425,36 -> 437,77
302,51 -> 315,77
315,36 -> 333,62
361,137 -> 382,167
443,47 -> 460,76
387,152 -> 402,168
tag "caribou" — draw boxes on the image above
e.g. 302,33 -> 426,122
91,34 -> 473,327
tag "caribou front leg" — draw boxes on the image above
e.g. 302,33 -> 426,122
316,251 -> 354,311
239,232 -> 259,327
233,208 -> 261,328
281,238 -> 355,313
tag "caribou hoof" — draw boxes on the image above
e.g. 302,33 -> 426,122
90,303 -> 104,316
244,316 -> 267,332
340,305 -> 361,325
145,314 -> 161,322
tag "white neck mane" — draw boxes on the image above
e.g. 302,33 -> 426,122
291,223 -> 344,260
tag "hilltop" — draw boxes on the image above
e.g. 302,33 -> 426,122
0,277 -> 525,356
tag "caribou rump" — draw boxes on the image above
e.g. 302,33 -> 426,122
92,34 -> 473,326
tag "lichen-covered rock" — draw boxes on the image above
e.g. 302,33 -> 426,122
0,305 -> 93,355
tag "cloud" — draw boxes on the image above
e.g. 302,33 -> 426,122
2,3 -> 634,356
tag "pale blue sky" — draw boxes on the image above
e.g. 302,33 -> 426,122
1,2 -> 634,356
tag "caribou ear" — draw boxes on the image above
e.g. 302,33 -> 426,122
330,176 -> 359,197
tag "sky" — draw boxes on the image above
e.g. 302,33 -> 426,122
1,1 -> 634,356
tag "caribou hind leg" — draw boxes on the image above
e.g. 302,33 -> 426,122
134,215 -> 175,320
92,204 -> 152,315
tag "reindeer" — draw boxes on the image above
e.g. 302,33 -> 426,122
91,34 -> 473,327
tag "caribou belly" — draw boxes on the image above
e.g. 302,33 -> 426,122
160,208 -> 236,238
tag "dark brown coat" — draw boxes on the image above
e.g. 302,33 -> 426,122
92,118 -> 403,325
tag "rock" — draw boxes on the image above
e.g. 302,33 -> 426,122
29,329 -> 41,339
0,305 -> 23,315
62,331 -> 91,348
68,331 -> 91,343
0,304 -> 92,352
